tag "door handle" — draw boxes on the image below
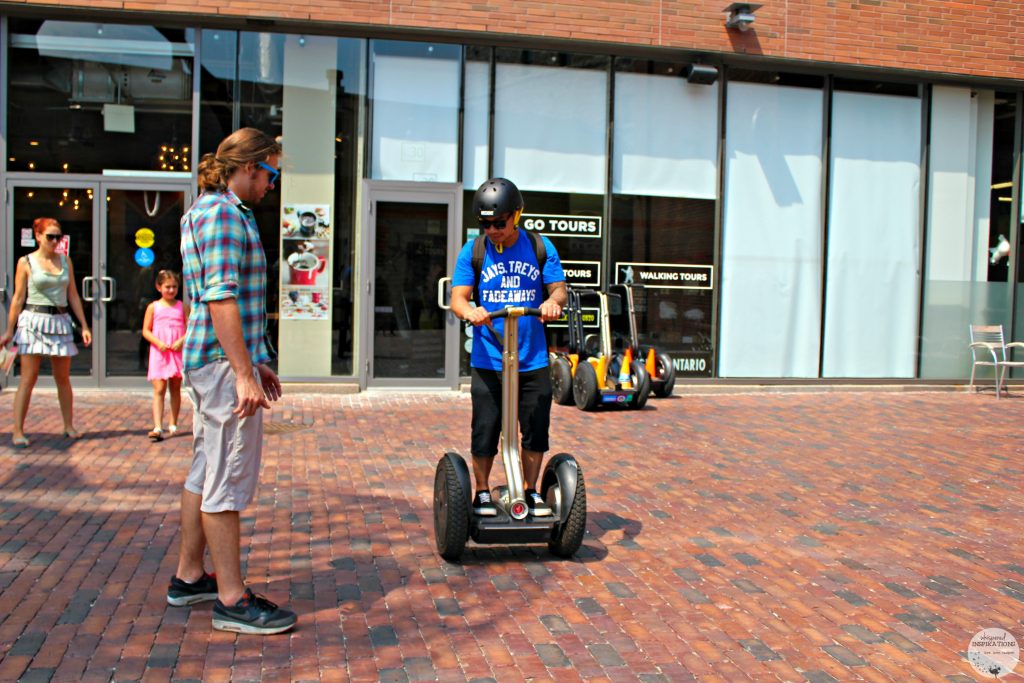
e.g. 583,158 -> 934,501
100,277 -> 116,302
437,276 -> 452,310
82,276 -> 96,302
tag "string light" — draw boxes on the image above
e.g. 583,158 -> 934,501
156,143 -> 189,171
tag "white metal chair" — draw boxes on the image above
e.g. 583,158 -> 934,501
968,324 -> 1024,398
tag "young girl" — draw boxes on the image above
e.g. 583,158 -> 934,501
142,270 -> 188,442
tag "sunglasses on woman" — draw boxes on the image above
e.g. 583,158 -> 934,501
43,233 -> 63,242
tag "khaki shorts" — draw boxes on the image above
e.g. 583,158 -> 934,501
184,359 -> 264,513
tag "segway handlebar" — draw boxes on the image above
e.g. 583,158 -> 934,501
487,306 -> 544,320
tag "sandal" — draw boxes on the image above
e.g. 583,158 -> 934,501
12,436 -> 29,449
62,428 -> 81,439
148,429 -> 164,442
167,425 -> 178,436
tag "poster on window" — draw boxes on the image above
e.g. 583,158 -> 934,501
281,204 -> 331,320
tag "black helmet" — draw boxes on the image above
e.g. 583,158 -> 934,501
473,177 -> 524,219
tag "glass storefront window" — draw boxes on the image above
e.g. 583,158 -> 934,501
494,49 -> 608,195
611,196 -> 716,376
332,38 -> 367,376
720,78 -> 824,378
7,19 -> 194,174
611,58 -> 718,378
198,31 -> 365,376
823,81 -> 922,378
923,88 -> 1015,378
370,40 -> 460,182
198,29 -> 237,153
463,46 -> 491,190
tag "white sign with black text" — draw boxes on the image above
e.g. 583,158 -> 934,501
561,260 -> 601,287
522,214 -> 601,239
615,262 -> 713,290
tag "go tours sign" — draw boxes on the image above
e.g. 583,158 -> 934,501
522,214 -> 601,238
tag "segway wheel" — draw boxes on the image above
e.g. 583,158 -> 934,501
433,456 -> 470,561
653,352 -> 676,398
547,461 -> 587,558
627,360 -> 651,410
551,355 -> 574,406
573,360 -> 600,411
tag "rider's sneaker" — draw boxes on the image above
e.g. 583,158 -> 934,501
525,489 -> 553,517
473,490 -> 497,516
212,588 -> 297,635
167,572 -> 219,606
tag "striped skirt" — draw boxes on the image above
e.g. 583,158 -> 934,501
14,310 -> 79,357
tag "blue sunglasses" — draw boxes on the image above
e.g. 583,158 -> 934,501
257,161 -> 280,185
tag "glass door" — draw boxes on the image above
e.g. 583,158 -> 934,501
4,181 -> 98,382
4,177 -> 192,387
99,184 -> 190,385
361,181 -> 463,388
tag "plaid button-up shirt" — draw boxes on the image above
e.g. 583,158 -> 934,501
180,189 -> 272,371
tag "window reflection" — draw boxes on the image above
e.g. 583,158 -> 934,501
6,19 -> 194,174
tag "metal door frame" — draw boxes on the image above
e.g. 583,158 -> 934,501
4,172 -> 194,388
360,180 -> 463,390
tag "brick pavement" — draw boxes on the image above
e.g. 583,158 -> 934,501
0,387 -> 1021,682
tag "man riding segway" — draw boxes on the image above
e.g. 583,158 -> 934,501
450,178 -> 567,518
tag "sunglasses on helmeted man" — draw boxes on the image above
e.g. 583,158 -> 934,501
478,215 -> 510,230
257,161 -> 280,185
43,233 -> 63,242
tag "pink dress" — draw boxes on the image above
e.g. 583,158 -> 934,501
148,300 -> 185,380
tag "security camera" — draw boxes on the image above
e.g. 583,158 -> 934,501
724,2 -> 762,31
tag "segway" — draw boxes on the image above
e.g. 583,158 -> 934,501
550,288 -> 651,411
433,306 -> 587,561
607,283 -> 676,398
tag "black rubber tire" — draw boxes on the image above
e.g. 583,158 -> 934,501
628,360 -> 651,410
548,464 -> 587,558
653,352 -> 676,398
551,356 -> 574,406
573,360 -> 600,411
433,457 -> 469,561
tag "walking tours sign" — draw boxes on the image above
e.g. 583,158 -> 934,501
615,262 -> 713,290
561,261 -> 600,287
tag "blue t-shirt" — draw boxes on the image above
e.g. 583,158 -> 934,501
452,231 -> 564,372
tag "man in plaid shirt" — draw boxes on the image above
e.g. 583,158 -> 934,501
168,128 -> 296,635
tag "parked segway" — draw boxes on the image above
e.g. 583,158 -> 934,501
434,306 -> 587,561
607,283 -> 676,398
550,287 -> 650,411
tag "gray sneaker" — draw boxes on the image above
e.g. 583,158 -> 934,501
212,588 -> 297,635
167,572 -> 218,606
525,489 -> 553,517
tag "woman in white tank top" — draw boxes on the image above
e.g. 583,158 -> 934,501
0,217 -> 92,448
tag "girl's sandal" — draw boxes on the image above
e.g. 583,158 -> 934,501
167,425 -> 178,437
12,436 -> 29,449
148,429 -> 164,442
62,428 -> 81,439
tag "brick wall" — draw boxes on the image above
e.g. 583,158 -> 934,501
7,0 -> 1024,81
